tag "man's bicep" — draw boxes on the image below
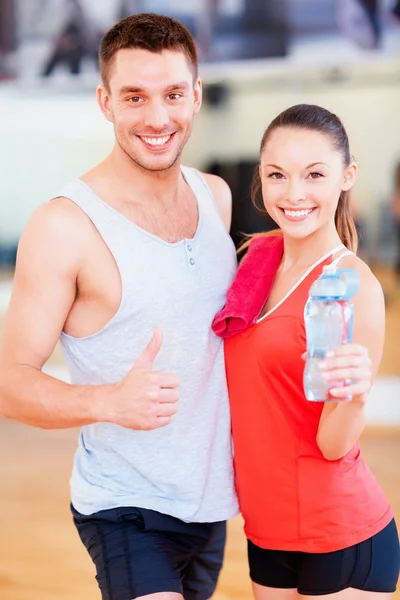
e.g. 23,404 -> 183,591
1,208 -> 78,370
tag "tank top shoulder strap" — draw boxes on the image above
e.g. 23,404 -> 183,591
330,249 -> 355,267
299,244 -> 352,290
51,179 -> 132,276
278,244 -> 348,316
181,166 -> 220,216
298,244 -> 346,288
53,179 -> 119,229
260,244 -> 346,320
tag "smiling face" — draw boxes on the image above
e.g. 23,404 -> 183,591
260,127 -> 357,240
97,48 -> 202,172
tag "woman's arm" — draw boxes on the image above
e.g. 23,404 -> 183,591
316,256 -> 385,461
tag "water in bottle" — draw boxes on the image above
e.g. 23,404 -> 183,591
303,265 -> 359,402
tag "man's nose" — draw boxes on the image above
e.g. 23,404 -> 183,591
143,100 -> 169,130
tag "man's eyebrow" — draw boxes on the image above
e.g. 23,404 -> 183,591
119,86 -> 144,95
164,81 -> 190,91
119,82 -> 190,95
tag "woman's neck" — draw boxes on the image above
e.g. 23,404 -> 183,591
280,225 -> 343,272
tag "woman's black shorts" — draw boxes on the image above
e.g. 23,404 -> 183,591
248,519 -> 399,595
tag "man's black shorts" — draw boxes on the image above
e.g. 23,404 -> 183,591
71,504 -> 227,600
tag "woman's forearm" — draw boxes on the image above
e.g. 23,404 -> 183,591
316,396 -> 367,461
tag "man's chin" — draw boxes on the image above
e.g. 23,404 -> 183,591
136,160 -> 178,173
131,151 -> 182,173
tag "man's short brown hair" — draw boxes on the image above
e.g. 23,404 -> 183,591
99,13 -> 199,90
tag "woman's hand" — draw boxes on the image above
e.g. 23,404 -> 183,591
318,344 -> 372,402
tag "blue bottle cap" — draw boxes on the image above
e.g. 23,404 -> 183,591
310,266 -> 359,301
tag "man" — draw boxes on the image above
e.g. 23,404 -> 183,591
0,13 -> 238,600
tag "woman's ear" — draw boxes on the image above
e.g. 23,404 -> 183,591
342,161 -> 358,192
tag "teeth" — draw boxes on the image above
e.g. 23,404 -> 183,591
284,209 -> 314,218
141,135 -> 171,146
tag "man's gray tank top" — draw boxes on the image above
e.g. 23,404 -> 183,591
56,166 -> 239,522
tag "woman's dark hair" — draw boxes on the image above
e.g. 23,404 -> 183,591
251,104 -> 358,252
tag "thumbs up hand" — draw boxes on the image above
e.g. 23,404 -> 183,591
97,328 -> 179,430
132,326 -> 164,370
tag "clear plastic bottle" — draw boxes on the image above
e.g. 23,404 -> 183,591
303,265 -> 359,402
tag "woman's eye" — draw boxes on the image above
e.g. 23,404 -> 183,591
309,172 -> 323,179
268,172 -> 284,180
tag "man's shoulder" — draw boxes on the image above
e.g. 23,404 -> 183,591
13,198 -> 85,283
197,171 -> 232,232
181,166 -> 231,199
20,194 -> 93,258
32,195 -> 87,230
180,165 -> 232,230
200,172 -> 231,200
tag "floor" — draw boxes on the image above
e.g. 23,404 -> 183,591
0,420 -> 398,600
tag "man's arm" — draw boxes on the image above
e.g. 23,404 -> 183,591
0,200 -> 104,428
201,173 -> 232,233
0,200 -> 179,430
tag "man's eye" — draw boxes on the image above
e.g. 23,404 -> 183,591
167,93 -> 182,100
128,97 -> 142,103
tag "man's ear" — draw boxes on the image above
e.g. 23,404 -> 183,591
97,85 -> 114,123
193,78 -> 202,115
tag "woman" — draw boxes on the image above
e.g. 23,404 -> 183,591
223,105 -> 400,597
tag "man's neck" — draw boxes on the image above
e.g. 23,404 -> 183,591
83,146 -> 185,207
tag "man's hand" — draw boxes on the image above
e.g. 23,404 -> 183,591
98,328 -> 180,430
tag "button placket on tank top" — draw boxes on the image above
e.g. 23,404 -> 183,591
185,239 -> 197,270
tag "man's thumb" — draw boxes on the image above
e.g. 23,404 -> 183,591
133,327 -> 163,370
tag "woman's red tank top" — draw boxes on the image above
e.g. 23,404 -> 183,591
224,250 -> 393,553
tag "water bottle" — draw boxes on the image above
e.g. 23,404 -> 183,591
303,265 -> 359,402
